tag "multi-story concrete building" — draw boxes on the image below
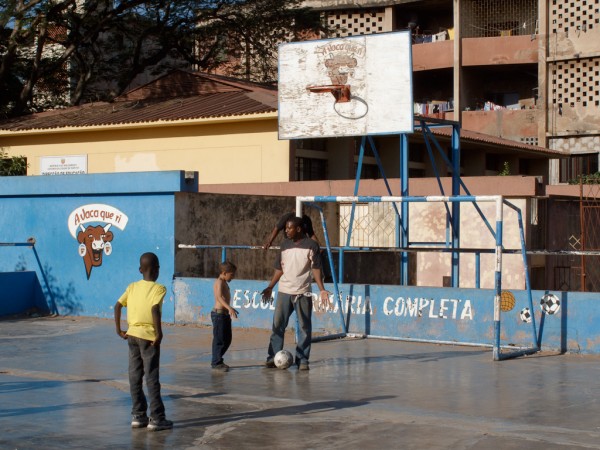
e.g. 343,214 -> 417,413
301,0 -> 600,185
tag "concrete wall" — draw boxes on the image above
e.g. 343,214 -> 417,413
413,40 -> 454,71
462,36 -> 538,66
0,272 -> 49,317
198,175 -> 541,197
173,277 -> 600,354
197,176 -> 540,289
414,36 -> 538,71
174,192 -> 340,281
0,171 -> 196,321
462,110 -> 540,142
544,2 -> 600,155
414,199 -> 528,289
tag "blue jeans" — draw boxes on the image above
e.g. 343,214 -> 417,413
211,311 -> 232,366
127,336 -> 165,420
267,292 -> 313,364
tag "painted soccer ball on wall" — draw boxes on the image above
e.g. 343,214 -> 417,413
540,294 -> 561,315
519,307 -> 532,323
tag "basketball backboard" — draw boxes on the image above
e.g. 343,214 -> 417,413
278,31 -> 413,139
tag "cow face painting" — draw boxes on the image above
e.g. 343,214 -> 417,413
77,224 -> 114,279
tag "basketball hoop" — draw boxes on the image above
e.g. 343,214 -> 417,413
306,84 -> 351,103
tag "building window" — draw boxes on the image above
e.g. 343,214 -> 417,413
296,139 -> 326,151
295,157 -> 327,181
560,153 -> 599,183
354,163 -> 380,179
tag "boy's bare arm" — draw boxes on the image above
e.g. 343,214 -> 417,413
312,268 -> 332,308
151,304 -> 163,346
114,302 -> 127,339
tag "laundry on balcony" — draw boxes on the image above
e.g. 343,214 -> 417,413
413,29 -> 449,44
483,101 -> 505,111
414,100 -> 454,118
432,30 -> 448,42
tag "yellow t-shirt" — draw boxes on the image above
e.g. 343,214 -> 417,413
117,280 -> 166,341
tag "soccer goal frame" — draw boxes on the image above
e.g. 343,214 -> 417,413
297,194 -> 540,361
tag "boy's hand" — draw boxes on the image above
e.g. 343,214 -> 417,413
151,333 -> 163,347
319,290 -> 332,308
228,307 -> 239,319
117,330 -> 128,340
261,287 -> 273,304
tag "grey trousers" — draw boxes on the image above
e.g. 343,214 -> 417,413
267,292 -> 313,364
127,335 -> 165,420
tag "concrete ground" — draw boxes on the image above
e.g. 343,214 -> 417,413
2,316 -> 600,450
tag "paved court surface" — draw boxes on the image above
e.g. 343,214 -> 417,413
2,316 -> 600,450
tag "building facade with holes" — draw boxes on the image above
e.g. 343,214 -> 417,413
300,0 -> 600,185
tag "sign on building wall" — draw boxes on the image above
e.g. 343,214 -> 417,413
40,155 -> 87,175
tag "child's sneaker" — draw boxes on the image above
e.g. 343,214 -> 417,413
298,362 -> 310,371
147,418 -> 173,431
131,415 -> 149,428
212,363 -> 229,372
265,360 -> 276,368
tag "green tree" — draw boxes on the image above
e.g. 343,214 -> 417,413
0,0 -> 324,117
0,148 -> 28,175
499,161 -> 510,176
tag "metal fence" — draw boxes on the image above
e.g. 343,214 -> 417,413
461,0 -> 537,38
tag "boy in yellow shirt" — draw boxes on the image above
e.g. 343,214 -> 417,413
114,252 -> 173,431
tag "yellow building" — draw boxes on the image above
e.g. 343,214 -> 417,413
0,70 -> 288,184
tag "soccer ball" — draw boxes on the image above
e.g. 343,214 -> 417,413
274,350 -> 294,369
519,307 -> 532,323
540,294 -> 561,315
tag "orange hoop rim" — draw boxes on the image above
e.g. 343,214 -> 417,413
306,84 -> 348,93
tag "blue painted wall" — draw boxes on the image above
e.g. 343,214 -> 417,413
173,277 -> 600,354
0,272 -> 49,317
2,171 -> 597,355
0,171 -> 197,321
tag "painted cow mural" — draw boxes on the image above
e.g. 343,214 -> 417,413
77,224 -> 114,279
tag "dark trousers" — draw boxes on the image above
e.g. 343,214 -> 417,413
127,335 -> 165,420
267,292 -> 313,364
211,311 -> 232,366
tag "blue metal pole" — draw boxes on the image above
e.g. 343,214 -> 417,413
422,125 -> 496,238
346,137 -> 367,247
400,133 -> 409,285
493,198 -> 503,361
367,136 -> 400,217
451,123 -> 461,287
221,247 -> 226,262
314,205 -> 347,334
339,248 -> 344,285
475,252 -> 480,289
31,245 -> 58,315
421,123 -> 454,234
504,200 -> 539,351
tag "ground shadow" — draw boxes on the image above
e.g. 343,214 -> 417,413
175,395 -> 394,429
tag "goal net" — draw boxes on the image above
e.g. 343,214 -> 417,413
297,195 -> 539,360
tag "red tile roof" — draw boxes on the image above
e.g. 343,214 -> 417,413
415,116 -> 564,158
0,72 -> 563,160
0,71 -> 277,132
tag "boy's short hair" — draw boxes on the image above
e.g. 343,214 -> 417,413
140,252 -> 159,268
220,260 -> 237,273
286,216 -> 303,228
